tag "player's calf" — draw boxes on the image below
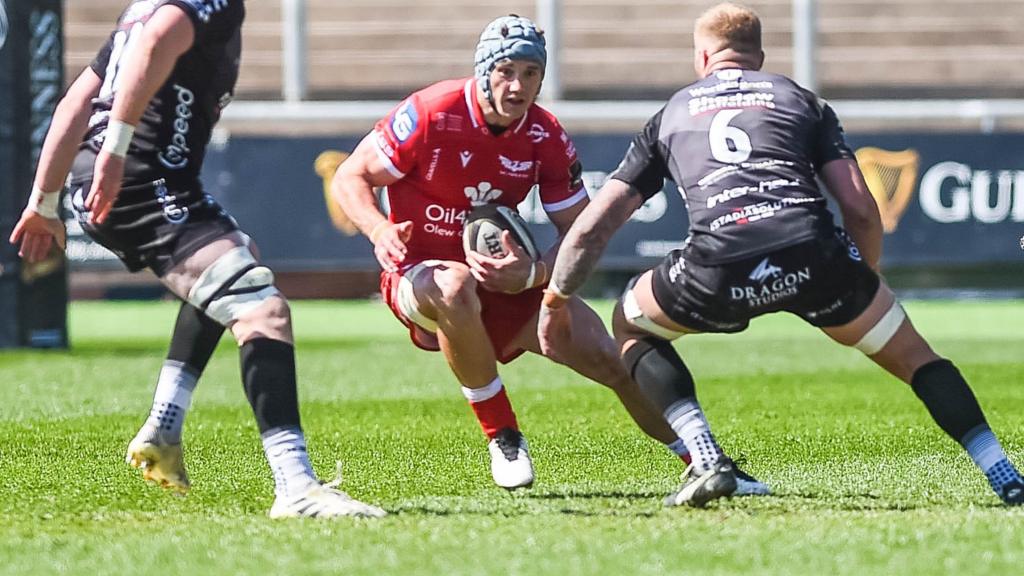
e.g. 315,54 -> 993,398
912,359 -> 1024,505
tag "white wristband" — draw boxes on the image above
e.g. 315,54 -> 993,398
101,119 -> 136,158
546,279 -> 571,299
522,262 -> 537,292
28,186 -> 60,219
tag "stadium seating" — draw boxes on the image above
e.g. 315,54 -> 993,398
65,0 -> 1024,99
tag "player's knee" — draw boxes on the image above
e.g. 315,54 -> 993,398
185,245 -> 283,329
570,332 -> 622,372
434,268 -> 480,318
611,300 -> 633,346
231,295 -> 293,344
621,336 -> 696,408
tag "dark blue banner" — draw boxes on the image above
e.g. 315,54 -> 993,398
65,131 -> 1024,272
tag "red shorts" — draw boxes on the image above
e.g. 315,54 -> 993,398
381,267 -> 543,364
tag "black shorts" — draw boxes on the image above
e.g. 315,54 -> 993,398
646,229 -> 880,333
70,178 -> 239,277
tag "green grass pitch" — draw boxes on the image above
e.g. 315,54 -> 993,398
1,299 -> 1022,574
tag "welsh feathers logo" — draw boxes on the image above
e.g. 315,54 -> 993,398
855,147 -> 920,233
0,0 -> 9,51
464,181 -> 503,206
748,258 -> 782,283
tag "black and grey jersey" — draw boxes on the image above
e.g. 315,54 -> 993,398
611,68 -> 854,265
75,0 -> 244,186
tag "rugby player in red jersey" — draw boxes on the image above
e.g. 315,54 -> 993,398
333,15 -> 768,493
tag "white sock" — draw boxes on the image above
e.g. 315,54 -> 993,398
962,425 -> 1007,473
461,376 -> 503,403
144,360 -> 198,443
261,426 -> 320,499
664,398 -> 723,474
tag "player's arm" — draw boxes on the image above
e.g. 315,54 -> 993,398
108,6 -> 194,129
9,68 -> 103,262
537,178 -> 642,358
545,110 -> 667,307
547,179 -> 644,303
811,99 -> 883,270
86,5 -> 195,224
469,195 -> 590,295
820,159 -> 882,270
468,138 -> 590,294
35,69 -> 103,195
331,136 -> 407,272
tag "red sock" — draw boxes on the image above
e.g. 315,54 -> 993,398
468,387 -> 519,438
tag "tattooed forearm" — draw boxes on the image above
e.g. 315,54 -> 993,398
550,181 -> 643,295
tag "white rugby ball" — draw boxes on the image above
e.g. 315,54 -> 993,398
462,204 -> 540,260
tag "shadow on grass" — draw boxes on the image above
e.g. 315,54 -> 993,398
714,491 -> 1012,512
389,505 -> 659,518
526,489 -> 663,501
386,488 -> 665,517
65,338 -> 383,358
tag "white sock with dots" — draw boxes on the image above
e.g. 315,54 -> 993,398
143,360 -> 198,443
664,398 -> 724,474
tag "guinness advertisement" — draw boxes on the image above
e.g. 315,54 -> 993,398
64,131 -> 1024,273
0,0 -> 66,348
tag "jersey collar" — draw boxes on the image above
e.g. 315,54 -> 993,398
462,78 -> 531,137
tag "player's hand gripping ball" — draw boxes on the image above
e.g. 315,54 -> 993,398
462,204 -> 540,260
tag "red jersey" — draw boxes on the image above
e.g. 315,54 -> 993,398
371,78 -> 587,266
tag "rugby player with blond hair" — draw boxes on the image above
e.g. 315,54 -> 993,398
540,2 -> 1024,507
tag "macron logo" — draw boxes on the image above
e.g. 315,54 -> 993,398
748,258 -> 783,283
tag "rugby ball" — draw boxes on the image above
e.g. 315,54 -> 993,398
462,204 -> 540,261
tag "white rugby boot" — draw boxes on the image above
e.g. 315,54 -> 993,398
488,428 -> 534,490
125,424 -> 190,493
269,484 -> 387,519
269,462 -> 386,519
665,457 -> 737,508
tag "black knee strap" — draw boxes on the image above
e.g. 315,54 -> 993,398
910,358 -> 987,444
622,337 -> 696,412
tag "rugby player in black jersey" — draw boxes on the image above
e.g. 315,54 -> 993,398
539,2 -> 1024,507
10,0 -> 384,518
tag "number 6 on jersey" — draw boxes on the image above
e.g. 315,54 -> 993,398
709,109 -> 752,164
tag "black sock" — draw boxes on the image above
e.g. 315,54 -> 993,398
622,337 -> 696,413
240,338 -> 302,434
167,302 -> 225,371
910,359 -> 987,444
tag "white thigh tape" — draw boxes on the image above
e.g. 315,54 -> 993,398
187,246 -> 279,325
854,301 -> 906,355
397,261 -> 440,333
622,284 -> 686,341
